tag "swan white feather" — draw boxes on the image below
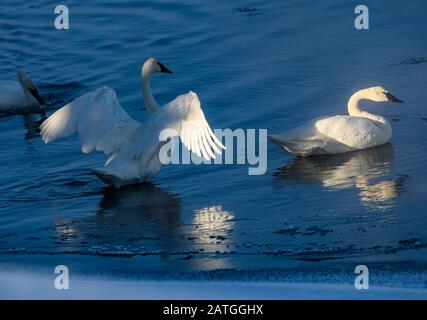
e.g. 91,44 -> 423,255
269,86 -> 403,156
40,58 -> 225,187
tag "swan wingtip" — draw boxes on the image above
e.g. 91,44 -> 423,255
188,91 -> 198,98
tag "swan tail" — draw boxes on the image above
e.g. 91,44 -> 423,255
268,135 -> 300,153
268,134 -> 286,146
92,149 -> 160,187
268,135 -> 327,156
92,168 -> 122,187
91,167 -> 143,188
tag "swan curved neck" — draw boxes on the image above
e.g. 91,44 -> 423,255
347,89 -> 385,123
141,70 -> 159,113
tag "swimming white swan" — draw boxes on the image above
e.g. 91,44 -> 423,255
268,86 -> 403,156
0,70 -> 45,113
40,58 -> 225,187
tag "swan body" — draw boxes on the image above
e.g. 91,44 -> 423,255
0,70 -> 45,114
40,58 -> 225,187
269,86 -> 403,156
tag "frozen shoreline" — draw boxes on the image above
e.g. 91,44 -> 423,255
2,252 -> 427,299
1,270 -> 427,300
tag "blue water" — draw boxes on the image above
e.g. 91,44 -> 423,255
1,0 -> 427,284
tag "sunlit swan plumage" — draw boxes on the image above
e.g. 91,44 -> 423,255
0,70 -> 45,113
40,58 -> 225,187
268,86 -> 403,156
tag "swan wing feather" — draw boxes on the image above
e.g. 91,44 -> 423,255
40,86 -> 140,155
131,91 -> 225,161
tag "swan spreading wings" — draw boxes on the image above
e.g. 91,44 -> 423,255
40,58 -> 225,187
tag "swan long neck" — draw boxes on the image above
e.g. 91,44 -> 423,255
17,72 -> 33,104
141,69 -> 159,113
347,89 -> 385,123
347,90 -> 367,117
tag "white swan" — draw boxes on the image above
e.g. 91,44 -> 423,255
40,58 -> 225,187
0,70 -> 45,114
268,86 -> 403,156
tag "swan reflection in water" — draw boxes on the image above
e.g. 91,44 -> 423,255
52,184 -> 235,269
190,205 -> 235,269
23,114 -> 46,140
0,113 -> 46,140
97,184 -> 181,230
94,188 -> 235,254
53,183 -> 183,256
192,206 -> 234,245
274,144 -> 406,210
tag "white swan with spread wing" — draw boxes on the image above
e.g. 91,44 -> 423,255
40,58 -> 225,187
268,86 -> 403,156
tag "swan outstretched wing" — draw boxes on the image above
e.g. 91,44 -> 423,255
40,86 -> 140,154
131,91 -> 225,161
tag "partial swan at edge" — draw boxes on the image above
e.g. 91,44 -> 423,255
0,70 -> 45,114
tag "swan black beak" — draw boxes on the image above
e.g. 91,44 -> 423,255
158,62 -> 173,74
384,92 -> 403,103
29,87 -> 46,105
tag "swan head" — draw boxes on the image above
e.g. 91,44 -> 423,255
16,69 -> 45,106
142,58 -> 173,76
366,86 -> 403,103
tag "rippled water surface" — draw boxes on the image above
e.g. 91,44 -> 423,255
1,0 -> 427,282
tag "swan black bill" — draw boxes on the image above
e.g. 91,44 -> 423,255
158,62 -> 173,74
29,87 -> 46,105
384,92 -> 403,103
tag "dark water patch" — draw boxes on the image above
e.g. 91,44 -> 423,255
4,236 -> 427,266
64,180 -> 90,188
291,239 -> 427,261
394,57 -> 427,66
274,226 -> 300,236
38,82 -> 86,110
302,226 -> 333,236
232,7 -> 264,17
0,108 -> 44,118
